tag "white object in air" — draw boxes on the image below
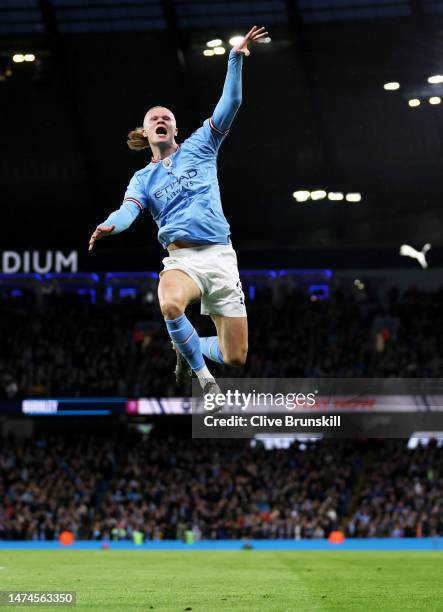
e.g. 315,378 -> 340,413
399,243 -> 431,269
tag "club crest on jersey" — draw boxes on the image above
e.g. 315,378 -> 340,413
154,168 -> 198,202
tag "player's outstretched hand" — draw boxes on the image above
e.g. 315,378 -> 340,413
232,26 -> 268,56
88,224 -> 115,251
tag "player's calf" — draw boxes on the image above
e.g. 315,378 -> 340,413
200,336 -> 247,367
165,314 -> 217,389
223,348 -> 247,368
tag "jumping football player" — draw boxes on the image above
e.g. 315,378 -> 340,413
88,26 -> 268,393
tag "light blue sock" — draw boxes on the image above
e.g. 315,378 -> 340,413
165,314 -> 206,372
200,336 -> 225,365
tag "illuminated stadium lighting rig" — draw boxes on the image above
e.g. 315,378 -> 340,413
0,63 -> 12,82
229,36 -> 244,47
12,53 -> 35,63
292,191 -> 361,203
292,190 -> 310,202
203,46 -> 225,57
354,279 -> 365,290
327,192 -> 344,201
206,39 -> 222,48
428,75 -> 443,84
345,193 -> 362,202
203,42 -> 225,57
406,96 -> 443,107
384,76 -> 443,108
310,190 -> 327,200
383,82 -> 400,91
407,96 -> 442,107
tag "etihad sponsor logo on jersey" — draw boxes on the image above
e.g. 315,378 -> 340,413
154,169 -> 198,201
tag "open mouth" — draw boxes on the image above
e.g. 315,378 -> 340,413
155,126 -> 167,136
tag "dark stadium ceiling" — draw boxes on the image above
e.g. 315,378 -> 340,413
2,0 -> 443,252
0,0 -> 434,35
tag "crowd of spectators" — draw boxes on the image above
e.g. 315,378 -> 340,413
1,283 -> 443,398
96,437 -> 359,541
0,435 -> 115,540
1,435 -> 441,542
1,280 -> 442,542
346,440 -> 443,538
0,435 -> 360,541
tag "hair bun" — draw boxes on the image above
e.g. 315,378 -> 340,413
127,127 -> 150,151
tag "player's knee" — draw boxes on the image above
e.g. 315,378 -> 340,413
224,347 -> 248,367
160,296 -> 185,320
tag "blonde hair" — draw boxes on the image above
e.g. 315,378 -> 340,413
127,127 -> 150,152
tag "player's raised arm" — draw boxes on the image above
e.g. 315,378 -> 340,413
211,26 -> 268,134
88,175 -> 146,251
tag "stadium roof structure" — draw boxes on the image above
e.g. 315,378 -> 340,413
1,0 -> 433,36
2,0 -> 443,251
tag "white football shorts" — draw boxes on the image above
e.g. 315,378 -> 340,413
160,244 -> 247,317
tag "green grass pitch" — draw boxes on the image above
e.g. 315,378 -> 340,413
0,551 -> 442,611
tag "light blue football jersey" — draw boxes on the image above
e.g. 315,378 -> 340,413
101,50 -> 243,249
